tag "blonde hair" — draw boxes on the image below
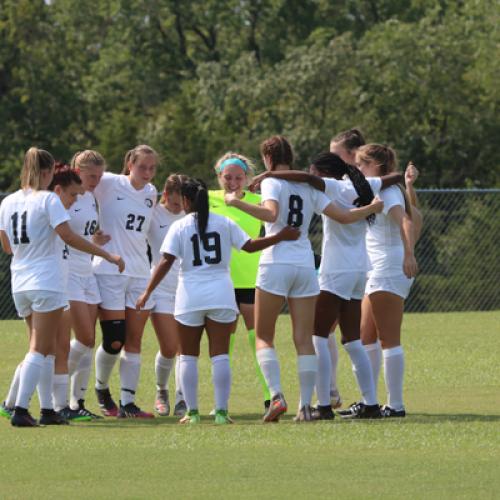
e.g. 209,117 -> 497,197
160,174 -> 189,204
20,147 -> 55,190
214,152 -> 256,186
357,144 -> 412,217
122,145 -> 159,174
71,150 -> 106,171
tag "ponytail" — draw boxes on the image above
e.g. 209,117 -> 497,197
181,178 -> 209,238
20,147 -> 55,190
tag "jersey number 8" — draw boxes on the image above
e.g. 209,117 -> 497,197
190,232 -> 222,266
287,195 -> 304,227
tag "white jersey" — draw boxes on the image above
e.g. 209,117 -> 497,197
67,191 -> 99,277
366,185 -> 406,278
0,189 -> 70,293
148,204 -> 185,295
320,177 -> 382,274
161,212 -> 249,315
92,172 -> 157,278
259,177 -> 330,268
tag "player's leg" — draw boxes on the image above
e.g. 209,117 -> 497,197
361,294 -> 382,390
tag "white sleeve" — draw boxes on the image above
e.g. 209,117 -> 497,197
323,178 -> 341,200
93,172 -> 118,202
228,219 -> 250,251
382,186 -> 405,215
46,193 -> 71,229
313,190 -> 331,215
260,178 -> 281,202
0,198 -> 8,230
160,222 -> 181,258
367,177 -> 382,196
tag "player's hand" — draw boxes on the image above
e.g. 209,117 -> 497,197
277,225 -> 301,241
224,192 -> 239,206
403,253 -> 418,278
106,254 -> 125,273
370,196 -> 384,214
248,172 -> 269,192
405,162 -> 419,186
93,229 -> 111,246
136,291 -> 150,311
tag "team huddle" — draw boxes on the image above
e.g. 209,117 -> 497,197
0,130 -> 421,427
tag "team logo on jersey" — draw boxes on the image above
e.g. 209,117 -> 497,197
145,198 -> 153,208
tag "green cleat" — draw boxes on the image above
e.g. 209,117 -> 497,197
0,402 -> 14,420
179,409 -> 200,425
214,409 -> 233,425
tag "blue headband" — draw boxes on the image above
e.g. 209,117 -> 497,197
218,158 -> 248,173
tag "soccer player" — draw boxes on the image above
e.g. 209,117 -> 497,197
93,145 -> 158,418
357,144 -> 418,418
225,136 -> 384,422
136,178 -> 300,424
209,152 -> 271,412
0,147 -> 124,427
148,174 -> 187,417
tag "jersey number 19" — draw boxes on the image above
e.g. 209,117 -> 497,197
190,232 -> 222,266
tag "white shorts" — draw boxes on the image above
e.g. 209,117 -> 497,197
151,290 -> 175,315
13,291 -> 68,318
175,308 -> 237,327
95,274 -> 155,310
319,271 -> 367,300
365,275 -> 414,300
67,273 -> 101,304
257,264 -> 319,298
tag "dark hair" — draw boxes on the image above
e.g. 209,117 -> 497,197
331,128 -> 366,151
181,177 -> 209,238
48,162 -> 82,191
311,152 -> 375,224
260,135 -> 294,170
122,144 -> 159,174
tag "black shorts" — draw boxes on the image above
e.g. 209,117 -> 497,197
234,288 -> 255,307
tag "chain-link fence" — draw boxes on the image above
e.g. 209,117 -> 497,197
0,190 -> 498,318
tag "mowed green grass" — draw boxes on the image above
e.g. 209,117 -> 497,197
0,311 -> 499,499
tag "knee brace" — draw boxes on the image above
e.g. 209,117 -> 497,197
100,319 -> 126,355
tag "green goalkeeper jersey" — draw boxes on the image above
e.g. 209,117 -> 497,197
209,190 -> 262,289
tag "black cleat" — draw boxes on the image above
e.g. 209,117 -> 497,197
173,399 -> 187,417
312,404 -> 335,421
381,405 -> 406,418
57,406 -> 92,422
39,408 -> 69,425
294,404 -> 314,422
11,407 -> 39,427
118,401 -> 154,419
338,402 -> 382,419
76,399 -> 103,419
95,388 -> 118,417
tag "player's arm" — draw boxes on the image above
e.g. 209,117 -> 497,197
55,221 -> 124,272
249,171 -> 325,192
380,173 -> 404,189
0,230 -> 12,255
225,196 -> 279,223
389,205 -> 418,278
322,196 -> 384,224
136,253 -> 176,309
242,225 -> 300,252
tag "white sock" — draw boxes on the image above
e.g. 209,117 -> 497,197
179,355 -> 198,411
5,362 -> 23,408
36,354 -> 55,410
344,340 -> 377,406
256,348 -> 282,398
297,355 -> 318,408
155,352 -> 174,391
328,333 -> 340,396
383,346 -> 405,411
365,341 -> 382,393
52,374 -> 69,411
313,336 -> 331,406
16,352 -> 45,409
95,345 -> 119,390
174,356 -> 183,403
119,351 -> 141,406
211,354 -> 231,411
70,350 -> 93,409
68,339 -> 92,376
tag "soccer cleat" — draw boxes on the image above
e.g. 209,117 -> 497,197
39,408 -> 69,425
0,401 -> 14,420
263,393 -> 287,423
117,402 -> 154,419
338,402 -> 382,419
11,407 -> 39,427
294,404 -> 314,422
381,405 -> 406,418
95,388 -> 119,417
154,389 -> 170,416
173,399 -> 187,417
179,409 -> 201,425
311,404 -> 335,421
330,390 -> 343,409
76,400 -> 103,419
214,409 -> 233,425
57,406 -> 92,422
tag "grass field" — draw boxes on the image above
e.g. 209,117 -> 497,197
0,311 -> 499,499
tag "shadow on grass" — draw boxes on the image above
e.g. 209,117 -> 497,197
408,413 -> 500,423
